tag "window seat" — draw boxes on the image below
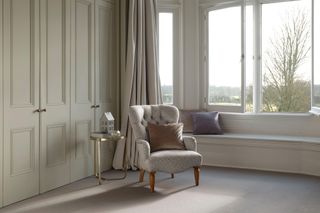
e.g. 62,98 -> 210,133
185,133 -> 320,146
183,132 -> 320,176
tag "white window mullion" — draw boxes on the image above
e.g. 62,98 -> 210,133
311,0 -> 314,108
253,0 -> 262,113
310,0 -> 320,115
241,1 -> 246,113
203,12 -> 209,110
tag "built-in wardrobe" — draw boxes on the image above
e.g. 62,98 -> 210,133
0,0 -> 117,206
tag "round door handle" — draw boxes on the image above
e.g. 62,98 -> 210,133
91,105 -> 95,109
33,109 -> 40,113
40,109 -> 47,112
95,105 -> 100,108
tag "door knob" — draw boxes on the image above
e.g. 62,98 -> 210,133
33,109 -> 40,113
40,109 -> 47,112
95,105 -> 100,108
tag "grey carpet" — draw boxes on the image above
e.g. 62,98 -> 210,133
1,166 -> 320,213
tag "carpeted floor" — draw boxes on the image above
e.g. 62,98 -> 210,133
1,166 -> 320,213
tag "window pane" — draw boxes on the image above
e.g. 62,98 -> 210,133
208,7 -> 242,106
261,0 -> 312,113
314,0 -> 320,107
159,13 -> 173,104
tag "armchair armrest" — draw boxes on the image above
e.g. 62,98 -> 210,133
183,136 -> 197,151
136,139 -> 151,161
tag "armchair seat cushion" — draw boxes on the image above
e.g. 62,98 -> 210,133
141,150 -> 202,173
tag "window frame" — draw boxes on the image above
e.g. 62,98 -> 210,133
200,0 -> 317,114
201,1 -> 246,113
310,0 -> 320,115
157,2 -> 183,107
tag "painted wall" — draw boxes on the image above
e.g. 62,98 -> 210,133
182,0 -> 201,109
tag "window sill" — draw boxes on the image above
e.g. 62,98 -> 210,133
219,111 -> 313,118
309,107 -> 320,116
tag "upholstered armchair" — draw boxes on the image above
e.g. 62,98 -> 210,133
129,105 -> 202,192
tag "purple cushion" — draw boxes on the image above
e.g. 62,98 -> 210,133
179,109 -> 207,133
192,112 -> 223,135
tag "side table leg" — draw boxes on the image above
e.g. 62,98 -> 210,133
94,140 -> 97,176
122,138 -> 128,178
98,139 -> 101,185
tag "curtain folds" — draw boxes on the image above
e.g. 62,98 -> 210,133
112,0 -> 162,170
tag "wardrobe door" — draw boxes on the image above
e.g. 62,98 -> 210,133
39,0 -> 71,193
94,0 -> 117,171
70,0 -> 95,181
0,0 -> 3,208
3,0 -> 40,205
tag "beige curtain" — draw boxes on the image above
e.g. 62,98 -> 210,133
113,0 -> 162,169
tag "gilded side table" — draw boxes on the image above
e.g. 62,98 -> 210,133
90,132 -> 126,185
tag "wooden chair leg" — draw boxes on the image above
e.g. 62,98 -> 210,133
194,167 -> 200,186
149,172 -> 156,192
139,169 -> 145,182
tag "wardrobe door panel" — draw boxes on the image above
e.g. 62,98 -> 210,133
3,0 -> 40,205
75,0 -> 93,104
94,0 -> 116,171
9,2 -> 35,107
70,0 -> 95,181
39,0 -> 71,193
45,0 -> 66,105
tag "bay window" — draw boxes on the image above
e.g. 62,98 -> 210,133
202,0 -> 319,114
261,0 -> 311,113
208,6 -> 242,109
158,3 -> 182,106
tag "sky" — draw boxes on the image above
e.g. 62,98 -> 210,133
159,13 -> 173,86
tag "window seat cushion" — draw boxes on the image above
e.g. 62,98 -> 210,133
184,132 -> 320,146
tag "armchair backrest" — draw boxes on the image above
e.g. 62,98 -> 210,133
129,105 -> 179,140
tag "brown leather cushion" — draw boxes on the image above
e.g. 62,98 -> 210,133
147,122 -> 185,152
